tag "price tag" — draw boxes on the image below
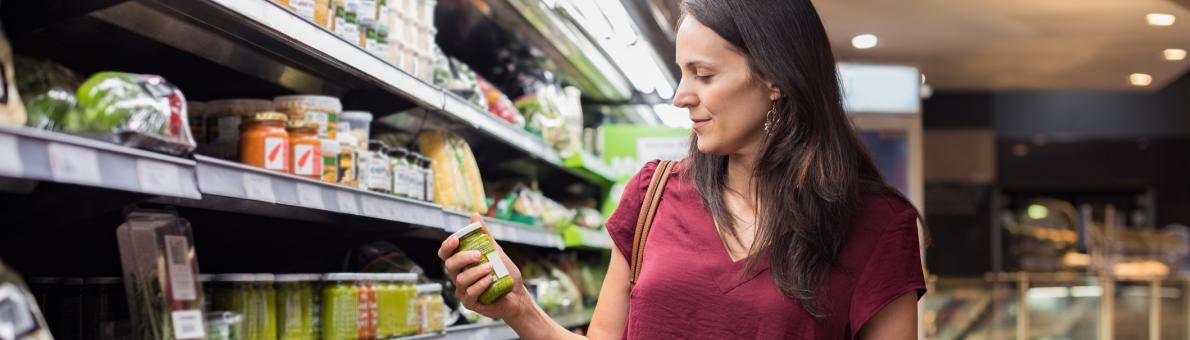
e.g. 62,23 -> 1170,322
359,195 -> 382,218
241,173 -> 276,203
171,309 -> 206,339
47,143 -> 101,185
336,191 -> 359,215
0,134 -> 21,177
136,159 -> 182,196
295,183 -> 325,210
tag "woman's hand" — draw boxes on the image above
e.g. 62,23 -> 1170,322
438,213 -> 531,320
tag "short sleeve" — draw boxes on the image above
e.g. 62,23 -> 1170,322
849,204 -> 927,338
605,160 -> 661,261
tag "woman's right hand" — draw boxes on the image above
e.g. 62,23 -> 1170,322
438,214 -> 531,321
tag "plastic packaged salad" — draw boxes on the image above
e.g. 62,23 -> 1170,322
71,72 -> 197,155
116,210 -> 207,340
0,258 -> 53,340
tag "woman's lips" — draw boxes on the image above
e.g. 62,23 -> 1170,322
692,118 -> 711,129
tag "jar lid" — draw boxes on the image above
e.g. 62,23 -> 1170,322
84,277 -> 122,285
390,273 -> 418,281
276,274 -> 322,282
213,274 -> 257,282
256,273 -> 276,282
321,138 -> 341,153
415,283 -> 443,293
389,147 -> 408,156
368,140 -> 389,152
338,135 -> 359,146
449,222 -> 485,240
285,120 -> 320,131
273,95 -> 343,112
245,112 -> 288,122
341,110 -> 374,122
323,273 -> 356,281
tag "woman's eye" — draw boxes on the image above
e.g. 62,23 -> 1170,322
695,74 -> 713,81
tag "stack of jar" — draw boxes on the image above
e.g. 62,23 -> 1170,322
321,273 -> 419,340
277,0 -> 437,81
358,139 -> 436,202
385,0 -> 438,81
415,283 -> 446,334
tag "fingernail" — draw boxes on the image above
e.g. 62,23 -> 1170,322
471,252 -> 483,261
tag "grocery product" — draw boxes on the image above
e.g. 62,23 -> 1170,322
115,210 -> 206,340
477,77 -> 524,128
14,57 -> 79,130
273,95 -> 341,139
336,135 -> 361,188
419,131 -> 487,213
362,140 -> 392,193
355,274 -> 377,339
450,222 -> 513,304
321,138 -> 341,184
0,23 -> 26,128
385,13 -> 405,68
205,311 -> 245,340
0,259 -> 52,340
240,112 -> 291,173
419,157 -> 434,202
374,274 -> 416,338
415,283 -> 444,334
287,121 -> 323,180
211,274 -> 256,340
272,274 -> 321,340
331,0 -> 361,43
256,274 -> 278,340
338,110 -> 372,149
321,274 -> 358,340
387,147 -> 408,198
196,99 -> 274,160
289,0 -> 332,27
73,72 -> 196,154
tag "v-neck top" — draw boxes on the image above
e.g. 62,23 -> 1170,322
605,160 -> 926,339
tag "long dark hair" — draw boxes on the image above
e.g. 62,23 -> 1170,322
681,0 -> 911,317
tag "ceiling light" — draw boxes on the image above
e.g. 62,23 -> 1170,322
851,34 -> 878,49
1164,49 -> 1187,61
1147,13 -> 1176,26
1130,73 -> 1153,86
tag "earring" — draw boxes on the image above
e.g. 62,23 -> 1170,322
763,103 -> 777,133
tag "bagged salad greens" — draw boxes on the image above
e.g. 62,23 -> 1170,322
14,56 -> 80,130
116,210 -> 207,340
0,259 -> 53,340
71,72 -> 196,154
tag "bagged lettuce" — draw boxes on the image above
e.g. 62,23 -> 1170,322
14,56 -> 80,130
71,72 -> 196,154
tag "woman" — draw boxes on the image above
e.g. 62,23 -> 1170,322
437,0 -> 925,338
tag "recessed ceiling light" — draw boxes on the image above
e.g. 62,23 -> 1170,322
851,34 -> 878,49
1147,13 -> 1176,26
1130,73 -> 1153,86
1164,48 -> 1187,61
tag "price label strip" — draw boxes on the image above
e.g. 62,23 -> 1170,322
136,159 -> 182,196
336,190 -> 359,215
295,183 -> 326,210
0,134 -> 22,177
47,142 -> 101,185
241,173 -> 276,203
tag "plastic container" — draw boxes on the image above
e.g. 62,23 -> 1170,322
322,273 -> 358,340
276,274 -> 320,340
450,222 -> 514,304
212,274 -> 257,340
240,112 -> 290,172
389,147 -> 410,198
402,11 -> 418,48
415,283 -> 444,334
362,141 -> 393,194
287,121 -> 323,180
419,0 -> 436,28
116,211 -> 207,340
339,111 -> 373,149
416,24 -> 434,54
332,0 -> 361,43
359,0 -> 379,22
274,95 -> 342,139
321,138 -> 341,184
198,99 -> 274,160
337,135 -> 361,188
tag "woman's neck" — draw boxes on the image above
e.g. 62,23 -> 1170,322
726,146 -> 759,201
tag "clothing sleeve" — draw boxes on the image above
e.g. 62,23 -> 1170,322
605,160 -> 661,261
849,204 -> 927,338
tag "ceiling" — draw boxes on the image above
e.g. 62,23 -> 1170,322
645,0 -> 1190,92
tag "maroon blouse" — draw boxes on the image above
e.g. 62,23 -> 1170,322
605,161 -> 926,339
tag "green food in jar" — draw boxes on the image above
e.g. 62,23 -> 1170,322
321,274 -> 359,340
450,222 -> 514,304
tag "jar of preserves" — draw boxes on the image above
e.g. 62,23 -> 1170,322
287,121 -> 323,180
321,273 -> 359,340
321,138 -> 340,184
337,135 -> 361,188
240,112 -> 290,172
273,95 -> 342,139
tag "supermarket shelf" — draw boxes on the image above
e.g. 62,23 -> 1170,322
193,155 -> 446,227
0,126 -> 201,199
562,151 -> 616,185
399,310 -> 592,340
441,93 -> 556,164
560,226 -> 614,251
443,211 -> 567,250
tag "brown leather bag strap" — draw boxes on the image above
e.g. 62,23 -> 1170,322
629,160 -> 676,286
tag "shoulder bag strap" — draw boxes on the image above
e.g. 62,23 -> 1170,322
629,160 -> 676,286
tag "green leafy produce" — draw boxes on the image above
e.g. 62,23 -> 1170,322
14,57 -> 79,130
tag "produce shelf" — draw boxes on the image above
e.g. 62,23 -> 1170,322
0,126 -> 201,199
560,225 -> 614,251
562,151 -> 616,185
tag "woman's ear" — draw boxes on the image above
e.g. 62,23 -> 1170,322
767,82 -> 782,101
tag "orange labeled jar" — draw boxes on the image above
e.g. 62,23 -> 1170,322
241,112 -> 290,172
287,121 -> 323,179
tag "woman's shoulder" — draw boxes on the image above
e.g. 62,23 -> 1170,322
854,191 -> 918,233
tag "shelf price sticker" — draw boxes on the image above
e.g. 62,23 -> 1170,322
47,142 -> 101,185
241,173 -> 276,203
295,183 -> 325,210
0,134 -> 21,177
136,159 -> 182,196
335,190 -> 360,215
171,309 -> 206,339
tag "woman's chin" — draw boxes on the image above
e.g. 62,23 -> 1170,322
695,137 -> 729,156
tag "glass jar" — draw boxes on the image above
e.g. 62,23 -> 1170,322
373,274 -> 396,339
287,121 -> 323,180
356,274 -> 378,339
415,283 -> 445,334
321,138 -> 341,184
337,135 -> 361,188
273,95 -> 342,139
213,274 -> 257,339
256,274 -> 278,340
338,111 -> 372,150
240,112 -> 290,172
198,99 -> 274,160
321,273 -> 359,340
332,0 -> 362,47
393,274 -> 418,336
419,157 -> 434,203
276,274 -> 320,340
362,141 -> 392,194
406,153 -> 424,201
388,147 -> 410,198
451,223 -> 514,304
